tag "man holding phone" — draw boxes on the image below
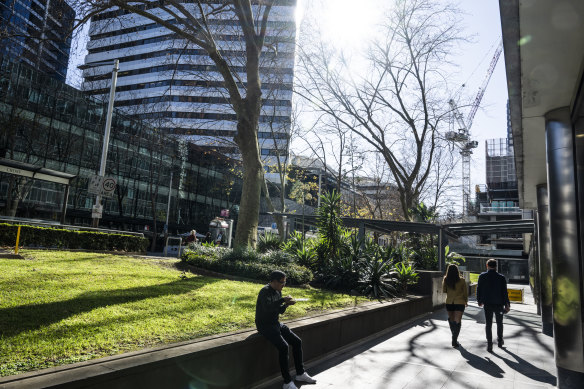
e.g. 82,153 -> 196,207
477,259 -> 511,352
255,270 -> 316,389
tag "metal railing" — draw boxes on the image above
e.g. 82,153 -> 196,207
479,205 -> 522,214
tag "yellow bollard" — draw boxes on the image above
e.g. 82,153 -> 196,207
15,225 -> 21,254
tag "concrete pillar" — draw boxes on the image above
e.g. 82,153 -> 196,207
536,183 -> 553,336
545,108 -> 584,387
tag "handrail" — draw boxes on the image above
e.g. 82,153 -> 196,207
0,217 -> 144,237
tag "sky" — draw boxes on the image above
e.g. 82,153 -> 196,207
294,0 -> 509,210
67,0 -> 509,210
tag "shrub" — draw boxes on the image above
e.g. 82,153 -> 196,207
184,243 -> 228,261
393,261 -> 420,293
257,232 -> 282,253
282,231 -> 306,254
182,251 -> 312,285
0,223 -> 148,253
260,250 -> 294,266
221,247 -> 262,263
357,256 -> 398,299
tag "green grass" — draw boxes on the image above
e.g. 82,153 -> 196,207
0,250 -> 366,377
469,273 -> 479,283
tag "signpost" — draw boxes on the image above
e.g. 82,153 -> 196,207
88,175 -> 117,198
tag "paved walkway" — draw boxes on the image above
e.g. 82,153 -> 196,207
260,284 -> 557,389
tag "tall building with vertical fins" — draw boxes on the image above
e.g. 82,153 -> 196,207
81,1 -> 296,160
0,0 -> 74,82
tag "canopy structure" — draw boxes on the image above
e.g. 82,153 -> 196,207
269,213 -> 535,272
0,158 -> 77,223
443,219 -> 535,236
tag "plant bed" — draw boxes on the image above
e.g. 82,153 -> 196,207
0,250 -> 364,377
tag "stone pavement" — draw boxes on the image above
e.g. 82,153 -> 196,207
259,284 -> 557,389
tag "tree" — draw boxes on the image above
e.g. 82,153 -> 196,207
295,0 -> 464,220
75,0 -> 288,248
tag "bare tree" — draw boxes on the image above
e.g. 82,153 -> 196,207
74,0 -> 291,248
295,0 -> 464,220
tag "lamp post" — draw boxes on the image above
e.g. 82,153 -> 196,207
79,59 -> 119,227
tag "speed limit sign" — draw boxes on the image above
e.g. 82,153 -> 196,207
88,175 -> 117,198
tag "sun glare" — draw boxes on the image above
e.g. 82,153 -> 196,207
319,0 -> 384,48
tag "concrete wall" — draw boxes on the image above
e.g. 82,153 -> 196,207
0,296 -> 431,389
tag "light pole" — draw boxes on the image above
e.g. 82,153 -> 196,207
79,59 -> 119,227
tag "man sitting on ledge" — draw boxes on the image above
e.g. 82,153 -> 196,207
255,270 -> 317,389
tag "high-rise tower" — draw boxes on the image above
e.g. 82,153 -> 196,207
81,1 -> 296,159
0,0 -> 74,82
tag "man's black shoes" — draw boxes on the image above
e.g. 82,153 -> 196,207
487,343 -> 493,352
498,339 -> 504,348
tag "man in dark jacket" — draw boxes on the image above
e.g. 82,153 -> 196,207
255,270 -> 316,389
477,259 -> 511,352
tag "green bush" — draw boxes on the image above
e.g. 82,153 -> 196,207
221,247 -> 262,263
182,251 -> 312,285
257,232 -> 282,253
393,261 -> 420,293
260,250 -> 294,266
0,223 -> 148,253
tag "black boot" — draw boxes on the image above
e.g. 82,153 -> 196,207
452,322 -> 461,348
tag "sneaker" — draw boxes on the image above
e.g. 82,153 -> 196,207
283,381 -> 298,389
296,372 -> 317,384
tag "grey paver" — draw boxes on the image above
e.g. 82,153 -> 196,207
258,284 -> 556,389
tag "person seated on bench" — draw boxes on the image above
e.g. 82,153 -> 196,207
255,270 -> 317,389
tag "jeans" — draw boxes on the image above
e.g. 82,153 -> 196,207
483,304 -> 504,343
258,323 -> 304,383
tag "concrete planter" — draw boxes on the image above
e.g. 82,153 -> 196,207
0,296 -> 431,389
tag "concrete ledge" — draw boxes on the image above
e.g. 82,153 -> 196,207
0,295 -> 431,389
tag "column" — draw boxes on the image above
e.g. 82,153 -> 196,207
545,107 -> 584,387
536,183 -> 553,336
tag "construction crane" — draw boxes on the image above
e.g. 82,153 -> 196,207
447,41 -> 503,217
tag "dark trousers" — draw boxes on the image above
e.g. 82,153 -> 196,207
483,304 -> 504,343
258,323 -> 304,383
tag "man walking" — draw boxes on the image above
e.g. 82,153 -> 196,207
255,270 -> 317,389
477,259 -> 510,352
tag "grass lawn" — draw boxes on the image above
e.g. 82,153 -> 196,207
0,250 -> 366,377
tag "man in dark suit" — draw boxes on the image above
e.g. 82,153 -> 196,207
477,259 -> 510,352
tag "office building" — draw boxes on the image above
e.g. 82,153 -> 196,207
0,56 -> 241,233
80,1 -> 296,159
0,0 -> 74,82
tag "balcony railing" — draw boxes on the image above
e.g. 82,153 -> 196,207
479,205 -> 522,214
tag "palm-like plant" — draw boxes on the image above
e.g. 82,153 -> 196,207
357,256 -> 399,299
316,190 -> 345,270
394,261 -> 420,293
257,232 -> 282,253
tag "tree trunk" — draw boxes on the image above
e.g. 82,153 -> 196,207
261,177 -> 285,240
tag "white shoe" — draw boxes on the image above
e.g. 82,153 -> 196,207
283,381 -> 298,389
296,372 -> 317,384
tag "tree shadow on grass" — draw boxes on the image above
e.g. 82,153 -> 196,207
0,276 -> 221,338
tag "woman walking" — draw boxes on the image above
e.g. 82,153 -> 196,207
443,264 -> 468,348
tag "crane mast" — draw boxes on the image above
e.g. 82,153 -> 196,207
447,41 -> 503,217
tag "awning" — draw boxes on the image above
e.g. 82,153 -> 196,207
0,158 -> 76,185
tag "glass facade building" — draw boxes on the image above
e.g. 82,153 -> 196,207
0,56 -> 242,233
81,1 -> 296,160
0,0 -> 74,82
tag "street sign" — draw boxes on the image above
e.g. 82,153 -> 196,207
91,204 -> 103,219
508,288 -> 524,303
88,175 -> 117,197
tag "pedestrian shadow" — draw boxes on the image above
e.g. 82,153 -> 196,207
491,348 -> 557,386
457,345 -> 505,378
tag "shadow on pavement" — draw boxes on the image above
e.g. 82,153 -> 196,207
457,346 -> 505,378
